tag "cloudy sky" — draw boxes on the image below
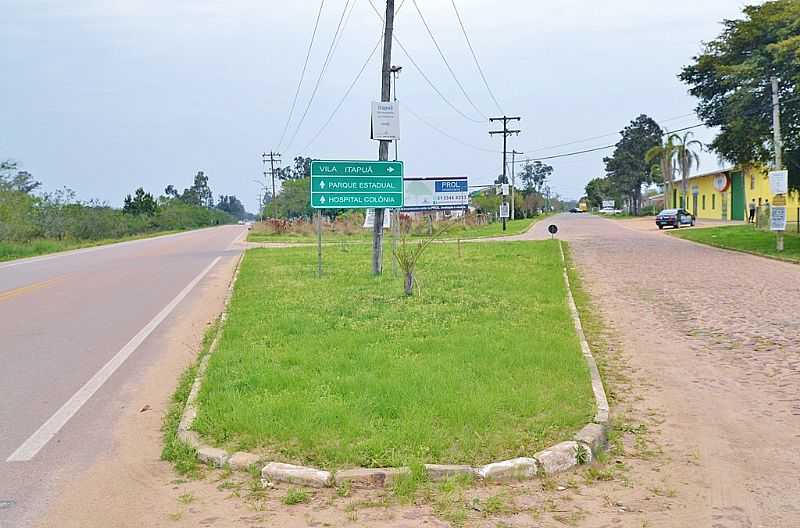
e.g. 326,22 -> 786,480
2,0 -> 758,211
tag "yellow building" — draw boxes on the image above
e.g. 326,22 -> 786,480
666,164 -> 799,223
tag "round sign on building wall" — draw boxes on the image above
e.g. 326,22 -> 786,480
713,174 -> 730,192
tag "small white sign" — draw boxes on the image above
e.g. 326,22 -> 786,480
501,184 -> 510,196
602,200 -> 615,208
770,206 -> 787,231
769,170 -> 788,195
500,203 -> 510,218
363,209 -> 392,229
371,101 -> 400,140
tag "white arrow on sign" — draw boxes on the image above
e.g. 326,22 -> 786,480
320,180 -> 326,189
320,196 -> 326,204
386,166 -> 395,173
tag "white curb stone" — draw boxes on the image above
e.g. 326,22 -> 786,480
477,457 -> 539,481
262,462 -> 333,488
197,446 -> 230,468
228,451 -> 261,471
535,441 -> 591,475
334,468 -> 410,489
574,422 -> 608,454
424,464 -> 477,481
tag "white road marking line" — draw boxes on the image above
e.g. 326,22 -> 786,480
5,256 -> 223,462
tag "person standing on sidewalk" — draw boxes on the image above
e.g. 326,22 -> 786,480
748,199 -> 756,223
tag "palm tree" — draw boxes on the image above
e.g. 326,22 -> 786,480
645,134 -> 677,208
671,131 -> 703,210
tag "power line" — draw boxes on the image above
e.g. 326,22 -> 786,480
366,0 -> 484,124
404,103 -> 498,153
276,0 -> 326,151
303,34 -> 384,151
514,123 -> 706,163
450,0 -> 503,114
301,0 -> 408,152
285,0 -> 354,151
411,0 -> 486,120
523,112 -> 698,154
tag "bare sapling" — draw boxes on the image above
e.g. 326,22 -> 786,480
393,220 -> 452,296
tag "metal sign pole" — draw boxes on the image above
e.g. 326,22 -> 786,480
316,211 -> 323,278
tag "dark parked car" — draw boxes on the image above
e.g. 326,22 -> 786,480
569,207 -> 583,213
656,208 -> 694,229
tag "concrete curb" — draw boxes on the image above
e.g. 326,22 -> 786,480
178,241 -> 611,488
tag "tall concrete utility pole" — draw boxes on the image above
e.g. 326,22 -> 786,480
489,116 -> 521,231
771,76 -> 784,252
373,0 -> 395,275
510,150 -> 523,220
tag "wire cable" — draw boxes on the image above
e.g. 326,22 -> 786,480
404,103 -> 498,153
450,0 -> 503,115
285,0 -> 354,151
300,0 -> 408,152
366,0 -> 484,124
303,35 -> 384,151
275,0 -> 326,151
411,0 -> 486,120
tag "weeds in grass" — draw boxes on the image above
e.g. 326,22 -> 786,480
177,492 -> 194,504
391,463 -> 428,502
283,488 -> 310,505
160,320 -> 220,478
585,466 -> 614,482
574,443 -> 590,465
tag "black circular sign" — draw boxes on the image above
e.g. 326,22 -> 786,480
548,224 -> 558,235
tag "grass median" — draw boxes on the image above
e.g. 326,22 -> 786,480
669,225 -> 800,263
0,230 -> 183,262
194,240 -> 593,469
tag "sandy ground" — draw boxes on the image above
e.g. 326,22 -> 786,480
37,214 -> 799,527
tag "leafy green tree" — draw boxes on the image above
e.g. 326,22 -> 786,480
265,177 -> 312,218
123,187 -> 158,216
164,184 -> 180,199
519,161 -> 553,193
278,156 -> 313,181
216,194 -> 246,219
584,177 -> 614,208
671,131 -> 703,209
603,115 -> 663,214
1,161 -> 41,193
181,171 -> 213,207
679,0 -> 800,164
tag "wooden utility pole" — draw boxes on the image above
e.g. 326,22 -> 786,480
771,76 -> 785,252
373,0 -> 395,275
489,116 -> 521,231
262,151 -> 281,216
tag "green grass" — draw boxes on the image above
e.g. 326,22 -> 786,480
246,217 -> 540,244
194,240 -> 593,469
669,225 -> 800,263
0,230 -> 183,262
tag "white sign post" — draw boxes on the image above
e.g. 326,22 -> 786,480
602,200 -> 615,209
769,170 -> 788,195
370,101 -> 400,140
500,203 -> 510,218
770,206 -> 787,232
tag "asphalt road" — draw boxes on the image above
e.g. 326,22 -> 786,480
0,226 -> 246,528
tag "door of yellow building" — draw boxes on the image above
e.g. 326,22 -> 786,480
731,171 -> 745,221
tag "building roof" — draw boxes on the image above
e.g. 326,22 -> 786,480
671,167 -> 734,183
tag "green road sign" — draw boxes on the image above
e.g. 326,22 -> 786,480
310,160 -> 403,209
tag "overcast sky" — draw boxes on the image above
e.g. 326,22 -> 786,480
2,0 -> 759,211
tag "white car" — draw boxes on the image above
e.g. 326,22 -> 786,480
598,207 -> 622,215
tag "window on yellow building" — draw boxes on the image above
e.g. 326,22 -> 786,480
712,194 -> 716,210
702,195 -> 706,209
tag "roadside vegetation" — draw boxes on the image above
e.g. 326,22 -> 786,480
669,225 -> 800,262
193,241 -> 593,469
0,163 -> 239,262
247,214 -> 538,244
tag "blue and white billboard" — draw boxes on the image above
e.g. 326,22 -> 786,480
402,176 -> 469,211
